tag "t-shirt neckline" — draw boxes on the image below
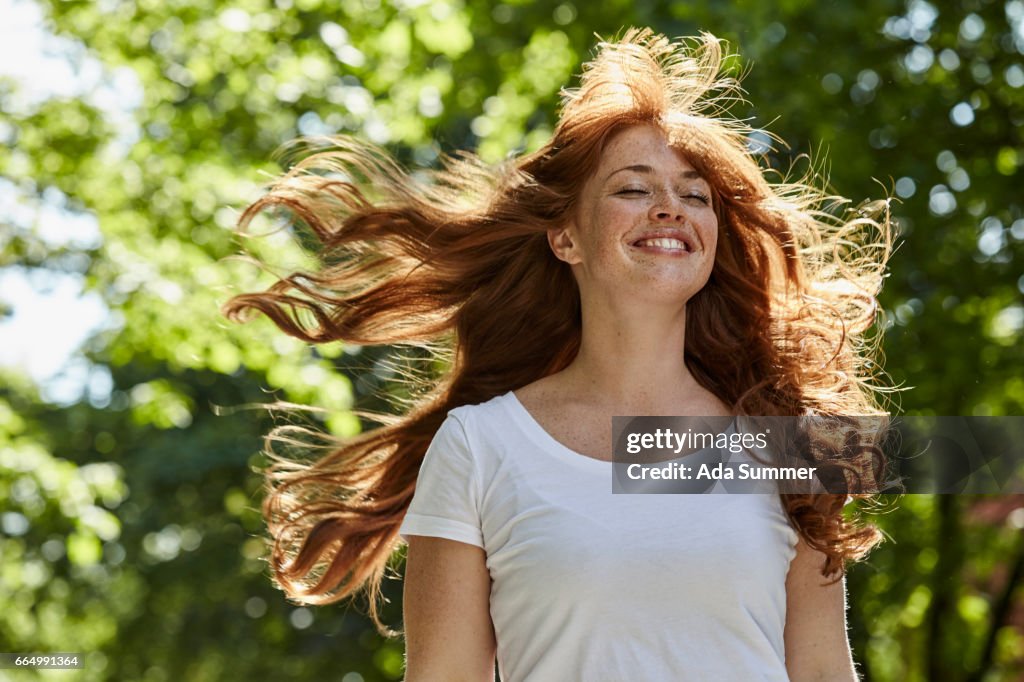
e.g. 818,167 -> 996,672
504,390 -> 613,470
503,390 -> 742,473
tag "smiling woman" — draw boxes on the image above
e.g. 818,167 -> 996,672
223,28 -> 893,681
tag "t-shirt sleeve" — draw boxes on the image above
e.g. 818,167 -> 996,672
399,413 -> 484,549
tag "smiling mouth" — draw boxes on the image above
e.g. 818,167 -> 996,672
631,237 -> 692,253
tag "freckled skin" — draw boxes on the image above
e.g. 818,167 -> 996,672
557,123 -> 719,307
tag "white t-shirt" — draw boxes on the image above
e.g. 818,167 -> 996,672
399,391 -> 800,682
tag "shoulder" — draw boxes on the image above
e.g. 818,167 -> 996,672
445,391 -> 517,436
435,393 -> 522,483
511,374 -> 583,417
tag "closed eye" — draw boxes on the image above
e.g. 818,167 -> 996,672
615,189 -> 712,205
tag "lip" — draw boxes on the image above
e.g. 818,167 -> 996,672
629,229 -> 697,254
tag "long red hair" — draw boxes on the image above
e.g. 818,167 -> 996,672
222,28 -> 894,635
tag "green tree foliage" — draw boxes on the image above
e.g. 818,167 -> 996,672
1,0 -> 1021,679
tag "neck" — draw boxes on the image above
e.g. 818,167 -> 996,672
559,295 -> 705,411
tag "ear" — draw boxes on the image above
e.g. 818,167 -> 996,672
547,222 -> 583,265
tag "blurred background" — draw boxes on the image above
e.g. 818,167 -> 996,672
1,0 -> 1022,680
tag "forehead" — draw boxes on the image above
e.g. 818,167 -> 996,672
597,124 -> 698,175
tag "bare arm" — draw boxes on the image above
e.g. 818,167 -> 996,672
784,537 -> 860,682
403,535 -> 496,682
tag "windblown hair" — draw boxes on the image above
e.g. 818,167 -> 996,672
222,28 -> 894,635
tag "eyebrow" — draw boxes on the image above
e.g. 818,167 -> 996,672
604,164 -> 706,183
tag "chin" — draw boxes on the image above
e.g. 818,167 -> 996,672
634,284 -> 707,304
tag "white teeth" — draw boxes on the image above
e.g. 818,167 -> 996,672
636,238 -> 688,251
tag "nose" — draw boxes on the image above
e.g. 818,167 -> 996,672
648,192 -> 687,222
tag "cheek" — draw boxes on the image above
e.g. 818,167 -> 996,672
598,201 -> 636,227
701,214 -> 720,254
586,204 -> 633,251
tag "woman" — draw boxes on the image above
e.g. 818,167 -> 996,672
223,28 -> 892,681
